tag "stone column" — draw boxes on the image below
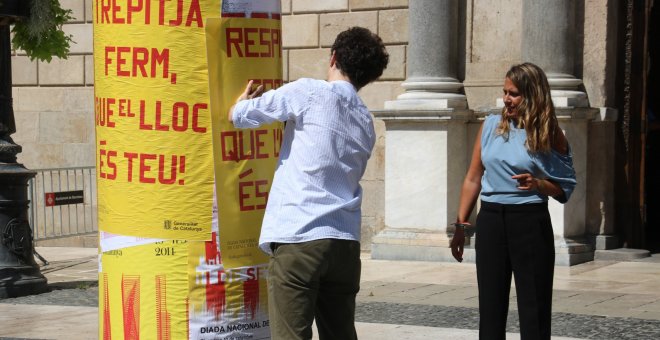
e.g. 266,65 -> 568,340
385,0 -> 466,110
522,1 -> 594,265
522,0 -> 588,107
549,109 -> 599,265
587,110 -> 621,252
372,0 -> 472,262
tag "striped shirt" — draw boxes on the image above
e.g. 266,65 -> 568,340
231,78 -> 376,254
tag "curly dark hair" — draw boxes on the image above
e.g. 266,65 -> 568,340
331,27 -> 389,90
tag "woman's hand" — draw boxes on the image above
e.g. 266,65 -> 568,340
450,227 -> 465,262
512,173 -> 539,191
512,173 -> 565,197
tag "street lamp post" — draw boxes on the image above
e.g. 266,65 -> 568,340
0,0 -> 48,298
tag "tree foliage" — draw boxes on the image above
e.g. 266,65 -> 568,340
11,0 -> 74,62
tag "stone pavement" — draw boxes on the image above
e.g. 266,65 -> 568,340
1,247 -> 660,339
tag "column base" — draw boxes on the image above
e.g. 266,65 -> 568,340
595,248 -> 650,261
372,231 -> 597,266
371,228 -> 475,262
0,161 -> 47,298
555,237 -> 594,266
588,234 -> 620,250
385,97 -> 468,110
0,266 -> 49,298
551,90 -> 589,108
497,91 -> 589,108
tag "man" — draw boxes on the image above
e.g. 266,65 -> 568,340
228,27 -> 388,340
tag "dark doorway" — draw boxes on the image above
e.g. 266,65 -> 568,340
645,1 -> 660,253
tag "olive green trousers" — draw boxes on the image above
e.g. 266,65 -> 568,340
267,239 -> 361,340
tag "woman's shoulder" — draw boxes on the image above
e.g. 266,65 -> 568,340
480,114 -> 502,144
484,113 -> 501,123
482,113 -> 502,130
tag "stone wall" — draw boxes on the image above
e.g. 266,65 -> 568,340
11,0 -> 94,169
281,0 -> 408,109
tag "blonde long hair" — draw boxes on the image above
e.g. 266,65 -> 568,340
497,62 -> 558,153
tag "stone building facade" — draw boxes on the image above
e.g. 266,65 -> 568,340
11,0 -> 95,169
9,0 -> 658,264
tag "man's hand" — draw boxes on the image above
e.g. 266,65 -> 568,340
238,79 -> 264,101
228,80 -> 265,121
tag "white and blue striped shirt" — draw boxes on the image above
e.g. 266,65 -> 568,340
232,78 -> 376,254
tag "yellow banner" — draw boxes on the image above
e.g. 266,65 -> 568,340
206,17 -> 283,268
100,241 -> 190,339
94,0 -> 219,240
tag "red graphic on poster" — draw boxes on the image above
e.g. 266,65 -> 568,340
103,273 -> 112,340
204,232 -> 227,319
122,275 -> 141,340
243,271 -> 259,319
155,275 -> 171,340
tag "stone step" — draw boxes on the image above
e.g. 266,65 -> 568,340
633,253 -> 660,263
34,234 -> 98,248
595,248 -> 650,261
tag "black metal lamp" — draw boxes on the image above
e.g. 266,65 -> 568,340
0,0 -> 48,298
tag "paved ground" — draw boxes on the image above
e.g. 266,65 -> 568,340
1,247 -> 660,339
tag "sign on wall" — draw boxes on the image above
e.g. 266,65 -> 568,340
44,190 -> 84,207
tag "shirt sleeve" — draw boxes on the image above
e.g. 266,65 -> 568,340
231,80 -> 309,128
536,146 -> 577,204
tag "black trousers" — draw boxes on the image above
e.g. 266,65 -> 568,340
475,201 -> 555,340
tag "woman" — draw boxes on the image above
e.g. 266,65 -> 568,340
450,62 -> 576,340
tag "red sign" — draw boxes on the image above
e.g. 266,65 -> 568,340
45,193 -> 56,207
44,191 -> 84,207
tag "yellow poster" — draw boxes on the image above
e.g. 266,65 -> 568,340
188,230 -> 270,339
206,15 -> 283,268
93,0 -> 219,240
100,240 -> 190,339
96,1 -> 281,338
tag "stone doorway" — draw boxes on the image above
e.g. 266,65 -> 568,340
644,1 -> 660,253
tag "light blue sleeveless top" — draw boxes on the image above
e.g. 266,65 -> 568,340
480,114 -> 576,204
